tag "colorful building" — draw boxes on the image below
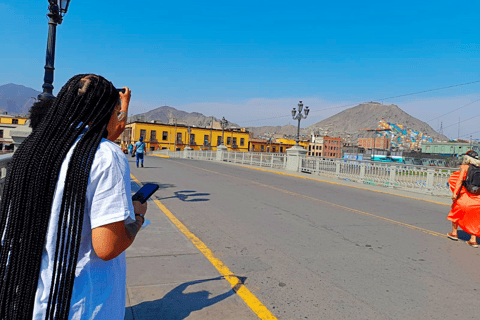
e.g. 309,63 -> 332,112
120,122 -> 250,152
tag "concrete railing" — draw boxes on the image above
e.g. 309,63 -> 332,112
301,157 -> 455,196
151,149 -> 455,196
0,153 -> 14,196
153,150 -> 287,169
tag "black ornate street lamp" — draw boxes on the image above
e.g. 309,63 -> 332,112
291,101 -> 309,146
220,117 -> 228,145
38,0 -> 71,100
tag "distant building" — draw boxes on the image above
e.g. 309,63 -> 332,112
358,136 -> 390,151
249,138 -> 308,153
308,134 -> 342,158
0,115 -> 29,151
421,142 -> 480,157
120,121 -> 249,152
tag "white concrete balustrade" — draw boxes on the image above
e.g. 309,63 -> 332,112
153,149 -> 455,196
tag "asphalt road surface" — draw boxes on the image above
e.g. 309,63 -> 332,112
130,156 -> 480,320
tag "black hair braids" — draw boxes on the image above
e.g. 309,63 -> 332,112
0,74 -> 120,319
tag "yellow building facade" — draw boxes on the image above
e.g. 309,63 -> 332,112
0,115 -> 28,125
120,122 -> 250,152
248,138 -> 309,153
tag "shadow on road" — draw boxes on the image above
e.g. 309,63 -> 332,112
128,277 -> 235,320
158,190 -> 210,202
131,182 -> 176,193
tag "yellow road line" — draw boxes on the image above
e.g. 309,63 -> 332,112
166,163 -> 449,239
151,154 -> 171,158
130,174 -> 278,320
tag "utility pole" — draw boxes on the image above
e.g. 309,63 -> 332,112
210,116 -> 213,150
173,118 -> 177,151
458,117 -> 460,140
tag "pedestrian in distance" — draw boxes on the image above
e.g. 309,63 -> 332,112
0,74 -> 148,319
133,136 -> 146,167
128,143 -> 134,155
447,150 -> 480,247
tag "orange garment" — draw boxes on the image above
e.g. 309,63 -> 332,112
447,165 -> 480,236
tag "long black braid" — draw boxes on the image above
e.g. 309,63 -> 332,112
0,74 -> 121,319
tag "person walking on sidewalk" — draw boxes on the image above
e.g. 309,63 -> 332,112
0,74 -> 149,319
447,150 -> 480,247
134,136 -> 146,167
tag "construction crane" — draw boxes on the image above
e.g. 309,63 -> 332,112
360,128 -> 391,158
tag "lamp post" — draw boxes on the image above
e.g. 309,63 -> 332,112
184,126 -> 193,151
291,101 -> 310,146
220,117 -> 228,146
38,0 -> 71,100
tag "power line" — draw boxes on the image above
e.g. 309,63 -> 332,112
460,130 -> 480,138
426,98 -> 480,123
375,80 -> 480,101
237,80 -> 480,126
442,113 -> 480,129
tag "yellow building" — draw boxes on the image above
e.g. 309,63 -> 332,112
0,115 -> 29,151
248,138 -> 309,153
120,122 -> 250,152
0,115 -> 28,125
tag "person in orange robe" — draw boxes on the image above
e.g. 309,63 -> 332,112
447,150 -> 480,247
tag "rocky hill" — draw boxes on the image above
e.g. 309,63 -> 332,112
305,102 -> 448,142
130,106 -> 239,128
0,83 -> 40,115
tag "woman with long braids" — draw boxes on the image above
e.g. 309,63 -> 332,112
0,74 -> 148,319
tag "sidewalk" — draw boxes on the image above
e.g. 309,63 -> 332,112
124,179 -> 258,320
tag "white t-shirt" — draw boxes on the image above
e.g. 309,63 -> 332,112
33,138 -> 135,320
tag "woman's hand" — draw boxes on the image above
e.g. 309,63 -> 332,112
119,87 -> 131,110
133,200 -> 147,217
451,194 -> 458,202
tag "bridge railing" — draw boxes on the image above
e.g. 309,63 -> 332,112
151,150 -> 455,195
222,151 -> 287,169
301,157 -> 455,195
152,150 -> 287,169
0,154 -> 13,196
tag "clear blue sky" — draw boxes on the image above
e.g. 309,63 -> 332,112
1,1 -> 479,139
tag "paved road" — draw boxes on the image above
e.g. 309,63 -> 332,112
130,156 -> 480,320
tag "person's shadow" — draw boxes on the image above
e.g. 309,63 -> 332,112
127,277 -> 236,320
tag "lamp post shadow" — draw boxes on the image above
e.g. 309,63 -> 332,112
127,277 -> 237,320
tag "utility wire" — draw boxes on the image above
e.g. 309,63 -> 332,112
237,80 -> 480,126
460,130 -> 480,138
442,114 -> 480,129
426,98 -> 480,123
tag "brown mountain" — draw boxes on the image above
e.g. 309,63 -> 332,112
130,106 -> 239,128
0,83 -> 40,115
305,102 -> 448,141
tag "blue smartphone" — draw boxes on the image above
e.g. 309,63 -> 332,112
132,183 -> 159,204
